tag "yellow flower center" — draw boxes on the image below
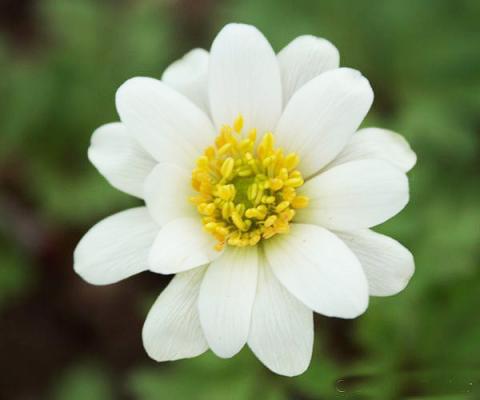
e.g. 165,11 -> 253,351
190,115 -> 309,251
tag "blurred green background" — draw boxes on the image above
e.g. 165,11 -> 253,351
1,0 -> 479,399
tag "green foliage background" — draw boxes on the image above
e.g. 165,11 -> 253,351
0,0 -> 479,399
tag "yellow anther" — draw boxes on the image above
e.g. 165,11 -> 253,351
291,195 -> 309,209
261,195 -> 275,204
285,153 -> 300,170
215,225 -> 229,236
231,212 -> 247,231
248,159 -> 259,174
218,143 -> 232,156
262,156 -> 273,168
227,134 -> 239,148
275,201 -> 290,213
237,166 -> 252,177
205,222 -> 217,232
285,177 -> 304,188
264,215 -> 277,227
234,114 -> 244,133
197,156 -> 209,168
270,178 -> 283,191
255,205 -> 268,220
198,203 -> 216,216
235,203 -> 245,216
239,139 -> 252,152
245,205 -> 267,220
205,146 -> 216,159
249,233 -> 261,246
216,184 -> 236,201
221,157 -> 235,178
289,170 -> 302,178
222,201 -> 234,219
220,124 -> 233,136
278,168 -> 289,181
263,132 -> 274,150
280,209 -> 296,222
282,186 -> 295,202
247,183 -> 258,202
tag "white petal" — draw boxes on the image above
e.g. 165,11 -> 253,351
327,127 -> 417,172
162,48 -> 209,114
74,207 -> 159,285
144,163 -> 195,226
335,229 -> 415,296
148,217 -> 219,274
116,77 -> 216,169
198,246 -> 258,358
264,224 -> 368,318
208,23 -> 282,133
275,68 -> 374,178
297,159 -> 409,230
277,35 -> 340,106
143,266 -> 208,361
248,255 -> 313,377
88,122 -> 156,198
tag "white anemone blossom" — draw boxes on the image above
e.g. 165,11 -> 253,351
74,23 -> 416,376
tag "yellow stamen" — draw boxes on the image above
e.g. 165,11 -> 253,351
275,201 -> 290,213
291,195 -> 310,209
233,114 -> 244,133
220,157 -> 235,178
190,114 -> 309,250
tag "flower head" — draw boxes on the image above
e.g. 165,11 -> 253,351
191,116 -> 308,250
75,23 -> 416,376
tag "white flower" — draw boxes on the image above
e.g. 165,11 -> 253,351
75,23 -> 416,377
